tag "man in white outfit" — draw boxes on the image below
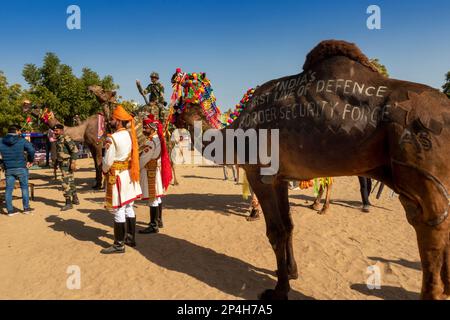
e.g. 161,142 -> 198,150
139,115 -> 172,234
101,105 -> 142,254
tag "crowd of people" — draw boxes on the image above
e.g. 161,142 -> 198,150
0,71 -> 374,255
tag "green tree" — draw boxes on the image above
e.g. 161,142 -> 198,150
22,53 -> 119,125
370,58 -> 389,77
443,71 -> 450,98
0,71 -> 26,135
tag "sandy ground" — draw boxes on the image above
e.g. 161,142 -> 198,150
0,158 -> 422,300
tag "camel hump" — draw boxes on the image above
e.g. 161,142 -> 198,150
303,40 -> 379,73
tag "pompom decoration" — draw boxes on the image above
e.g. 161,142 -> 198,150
219,88 -> 255,127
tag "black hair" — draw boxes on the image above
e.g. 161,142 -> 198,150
8,125 -> 18,133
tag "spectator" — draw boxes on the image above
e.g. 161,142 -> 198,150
0,125 -> 35,216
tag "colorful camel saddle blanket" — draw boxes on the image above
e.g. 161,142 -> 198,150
97,113 -> 105,141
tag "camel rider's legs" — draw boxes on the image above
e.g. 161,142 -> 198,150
139,198 -> 161,234
101,202 -> 136,254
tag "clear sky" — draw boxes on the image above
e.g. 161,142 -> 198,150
1,0 -> 449,110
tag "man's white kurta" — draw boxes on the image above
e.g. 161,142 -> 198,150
103,129 -> 142,208
139,134 -> 163,200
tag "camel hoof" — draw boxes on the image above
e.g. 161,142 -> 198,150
258,289 -> 288,300
288,271 -> 299,280
318,208 -> 329,215
310,203 -> 321,211
246,215 -> 260,222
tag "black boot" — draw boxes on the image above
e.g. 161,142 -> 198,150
158,203 -> 163,228
101,222 -> 126,254
72,193 -> 80,205
61,197 -> 73,211
139,206 -> 159,234
125,217 -> 137,247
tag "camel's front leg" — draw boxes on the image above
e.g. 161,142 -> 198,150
247,173 -> 291,300
275,179 -> 298,280
172,163 -> 179,186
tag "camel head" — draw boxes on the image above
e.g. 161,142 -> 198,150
88,85 -> 118,126
88,85 -> 117,104
173,103 -> 212,132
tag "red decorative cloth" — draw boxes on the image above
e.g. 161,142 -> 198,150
143,116 -> 173,191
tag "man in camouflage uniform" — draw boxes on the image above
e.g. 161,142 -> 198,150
53,124 -> 79,211
143,72 -> 167,122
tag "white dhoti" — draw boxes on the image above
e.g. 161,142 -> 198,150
102,129 -> 142,210
139,134 -> 164,207
113,202 -> 136,223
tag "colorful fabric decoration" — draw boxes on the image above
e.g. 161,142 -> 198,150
168,69 -> 223,129
220,88 -> 255,127
313,177 -> 333,196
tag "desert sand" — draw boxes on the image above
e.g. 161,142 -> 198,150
0,158 -> 421,300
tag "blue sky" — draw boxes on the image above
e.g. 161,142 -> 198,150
1,0 -> 449,110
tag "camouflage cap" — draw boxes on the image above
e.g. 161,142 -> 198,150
150,72 -> 160,79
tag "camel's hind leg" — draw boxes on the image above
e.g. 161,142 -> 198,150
89,144 -> 103,190
310,186 -> 324,211
399,194 -> 449,300
247,173 -> 293,300
443,234 -> 450,296
319,183 -> 332,215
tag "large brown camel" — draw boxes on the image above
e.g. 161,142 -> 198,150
28,108 -> 105,189
174,40 -> 450,300
26,86 -> 117,189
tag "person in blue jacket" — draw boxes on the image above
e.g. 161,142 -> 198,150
0,125 -> 35,216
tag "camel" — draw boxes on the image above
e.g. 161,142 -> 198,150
25,86 -> 117,189
28,108 -> 105,189
173,40 -> 450,300
89,85 -> 180,186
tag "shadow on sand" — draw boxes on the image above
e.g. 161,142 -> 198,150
368,257 -> 422,271
350,283 -> 419,300
46,215 -> 113,248
162,193 -> 250,217
80,210 -> 313,300
290,194 -> 393,212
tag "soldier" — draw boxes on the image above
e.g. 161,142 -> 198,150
101,106 -> 142,254
53,124 -> 80,211
138,115 -> 172,234
144,72 -> 167,121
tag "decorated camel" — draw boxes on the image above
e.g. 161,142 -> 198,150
27,102 -> 113,190
171,40 -> 450,300
168,72 -> 263,220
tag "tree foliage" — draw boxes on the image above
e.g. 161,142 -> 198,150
443,71 -> 450,98
370,58 -> 389,77
22,53 -> 119,125
0,71 -> 27,135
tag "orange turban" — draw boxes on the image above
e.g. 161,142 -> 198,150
112,105 -> 140,182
